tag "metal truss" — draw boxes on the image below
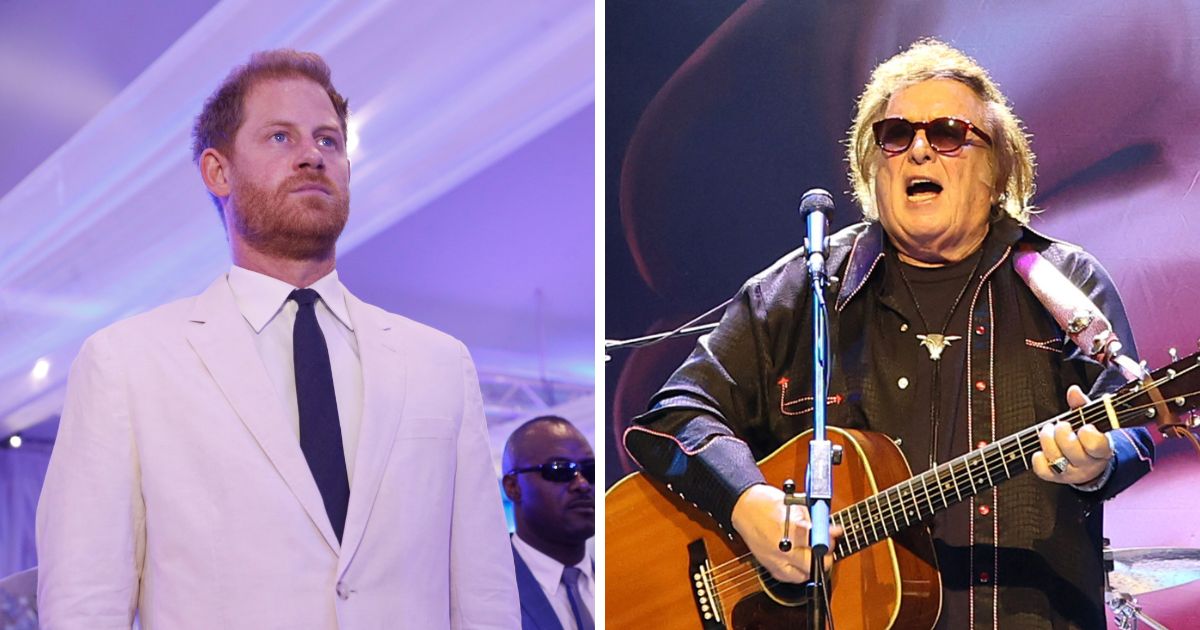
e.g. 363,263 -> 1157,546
477,371 -> 593,424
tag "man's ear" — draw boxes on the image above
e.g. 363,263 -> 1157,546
200,147 -> 233,198
502,474 -> 521,503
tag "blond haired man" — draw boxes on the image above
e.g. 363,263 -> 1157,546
626,40 -> 1153,628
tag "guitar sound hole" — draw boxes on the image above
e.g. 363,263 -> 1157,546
756,565 -> 809,606
730,590 -> 812,629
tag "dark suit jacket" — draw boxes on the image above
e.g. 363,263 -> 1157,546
511,541 -> 564,630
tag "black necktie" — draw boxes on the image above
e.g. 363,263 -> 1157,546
290,288 -> 350,542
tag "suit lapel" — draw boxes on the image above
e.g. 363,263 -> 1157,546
511,541 -> 565,630
184,276 -> 340,552
337,291 -> 408,573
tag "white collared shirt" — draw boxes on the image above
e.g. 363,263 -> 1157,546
512,533 -> 595,630
227,266 -> 363,483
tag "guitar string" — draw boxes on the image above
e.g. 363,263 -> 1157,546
700,360 -> 1195,583
709,388 -> 1148,601
711,400 -> 1169,606
709,389 -> 1200,607
710,388 -> 1183,603
848,434 -> 1029,541
716,571 -> 830,605
829,379 -> 1200,553
708,391 -> 1196,603
713,570 -> 788,604
710,484 -> 935,594
708,527 -> 856,593
828,390 -> 1195,555
706,392 -> 1156,589
709,411 -> 1113,593
701,454 -> 990,581
709,558 -> 774,599
702,433 -> 1037,582
701,375 -> 1200,600
700,359 -> 1199,578
705,409 -> 1097,583
711,546 -> 853,604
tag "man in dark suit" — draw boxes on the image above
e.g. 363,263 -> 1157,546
502,416 -> 595,630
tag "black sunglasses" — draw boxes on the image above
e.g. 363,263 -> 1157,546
508,459 -> 595,484
872,116 -> 993,154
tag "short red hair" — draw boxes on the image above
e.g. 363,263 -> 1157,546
191,50 -> 349,217
191,49 -> 349,164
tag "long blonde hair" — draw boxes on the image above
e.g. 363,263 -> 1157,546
847,39 -> 1036,223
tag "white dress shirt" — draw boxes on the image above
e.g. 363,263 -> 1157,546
227,265 -> 364,482
512,533 -> 595,630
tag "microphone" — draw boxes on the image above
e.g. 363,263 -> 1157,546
799,188 -> 834,283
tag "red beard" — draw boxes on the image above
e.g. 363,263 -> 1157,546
229,172 -> 349,261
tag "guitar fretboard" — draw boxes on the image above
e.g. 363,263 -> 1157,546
829,397 -> 1147,558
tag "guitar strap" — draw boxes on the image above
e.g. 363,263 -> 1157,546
1011,245 -> 1180,434
1011,245 -> 1137,375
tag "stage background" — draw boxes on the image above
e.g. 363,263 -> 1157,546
606,1 -> 1200,625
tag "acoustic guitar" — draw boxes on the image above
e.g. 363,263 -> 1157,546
606,351 -> 1200,629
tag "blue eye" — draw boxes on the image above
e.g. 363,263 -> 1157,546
271,132 -> 287,142
318,136 -> 339,149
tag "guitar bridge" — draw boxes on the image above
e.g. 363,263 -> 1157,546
687,539 -> 728,629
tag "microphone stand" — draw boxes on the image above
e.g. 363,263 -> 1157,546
603,323 -> 719,356
802,191 -> 835,630
604,296 -> 733,359
806,247 -> 833,630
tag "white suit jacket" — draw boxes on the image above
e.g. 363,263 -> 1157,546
36,275 -> 519,629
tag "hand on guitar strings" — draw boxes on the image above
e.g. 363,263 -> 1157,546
730,483 -> 844,583
1031,384 -> 1114,486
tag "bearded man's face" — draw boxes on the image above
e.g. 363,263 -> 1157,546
225,76 -> 350,260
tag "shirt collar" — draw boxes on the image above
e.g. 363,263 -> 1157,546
227,265 -> 354,333
512,532 -> 594,594
836,216 -> 1026,311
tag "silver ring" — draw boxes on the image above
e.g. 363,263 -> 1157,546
1049,457 -> 1069,474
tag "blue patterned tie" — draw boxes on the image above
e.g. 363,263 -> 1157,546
561,566 -> 593,630
290,288 -> 350,542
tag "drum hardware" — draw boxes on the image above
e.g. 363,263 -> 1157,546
1104,542 -> 1200,629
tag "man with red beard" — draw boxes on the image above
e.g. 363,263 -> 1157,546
36,50 -> 518,629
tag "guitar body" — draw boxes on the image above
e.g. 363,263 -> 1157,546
606,427 -> 942,629
609,351 -> 1200,628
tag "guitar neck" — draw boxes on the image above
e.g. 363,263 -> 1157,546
830,390 -> 1154,559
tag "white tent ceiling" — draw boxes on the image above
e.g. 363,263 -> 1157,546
0,0 -> 596,442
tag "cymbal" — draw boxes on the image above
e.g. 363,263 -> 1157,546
1107,547 -> 1200,595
